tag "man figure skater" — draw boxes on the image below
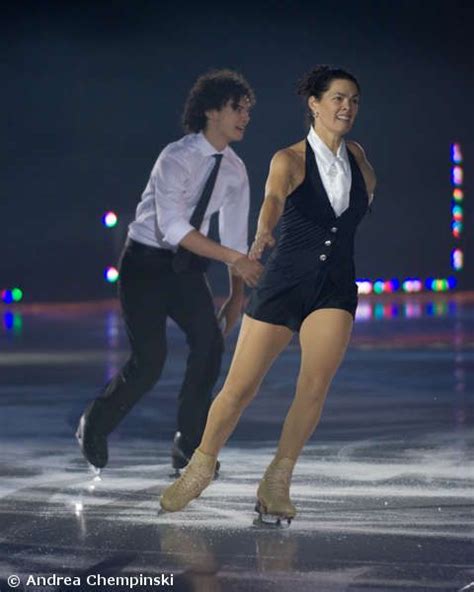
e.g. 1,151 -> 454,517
76,69 -> 262,474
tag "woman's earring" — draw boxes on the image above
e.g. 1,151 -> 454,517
312,111 -> 318,119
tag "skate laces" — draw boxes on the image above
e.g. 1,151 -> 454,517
181,465 -> 212,492
174,454 -> 215,495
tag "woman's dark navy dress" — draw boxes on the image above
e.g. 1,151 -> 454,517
246,140 -> 369,332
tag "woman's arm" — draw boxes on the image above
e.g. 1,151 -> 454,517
249,148 -> 301,260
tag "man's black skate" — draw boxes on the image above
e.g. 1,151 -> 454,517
170,431 -> 220,479
75,405 -> 108,471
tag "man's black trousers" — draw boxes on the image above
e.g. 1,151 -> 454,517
89,239 -> 224,451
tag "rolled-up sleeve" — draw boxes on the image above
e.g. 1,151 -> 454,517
152,151 -> 194,247
219,170 -> 249,255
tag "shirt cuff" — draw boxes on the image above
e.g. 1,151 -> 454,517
163,220 -> 195,247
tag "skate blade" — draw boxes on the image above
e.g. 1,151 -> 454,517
88,465 -> 102,480
253,514 -> 292,528
253,502 -> 293,528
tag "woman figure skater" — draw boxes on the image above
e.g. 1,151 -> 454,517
160,65 -> 376,523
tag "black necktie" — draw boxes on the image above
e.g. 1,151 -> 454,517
172,153 -> 223,273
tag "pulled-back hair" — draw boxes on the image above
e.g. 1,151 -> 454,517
297,65 -> 360,123
182,69 -> 256,133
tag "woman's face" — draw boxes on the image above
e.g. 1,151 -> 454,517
310,78 -> 360,136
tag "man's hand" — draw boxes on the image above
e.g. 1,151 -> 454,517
217,295 -> 243,337
231,255 -> 263,287
249,231 -> 276,260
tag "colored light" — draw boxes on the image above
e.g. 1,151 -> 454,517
452,166 -> 463,186
356,280 -> 373,295
402,278 -> 422,293
1,289 -> 13,304
453,189 -> 464,202
447,276 -> 457,289
451,143 -> 463,164
11,287 -> 23,302
105,267 -> 119,283
102,211 -> 118,228
390,278 -> 400,291
426,278 -> 452,292
452,204 -> 463,223
452,249 -> 463,271
373,280 -> 385,294
1,287 -> 24,303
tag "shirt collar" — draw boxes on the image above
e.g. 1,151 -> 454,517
307,126 -> 348,173
196,132 -> 229,158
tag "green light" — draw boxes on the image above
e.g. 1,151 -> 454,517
373,280 -> 384,294
11,288 -> 23,302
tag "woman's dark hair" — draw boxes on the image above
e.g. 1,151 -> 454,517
297,65 -> 360,124
182,69 -> 256,133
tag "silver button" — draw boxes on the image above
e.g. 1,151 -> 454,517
319,254 -> 327,261
330,226 -> 338,233
324,240 -> 332,246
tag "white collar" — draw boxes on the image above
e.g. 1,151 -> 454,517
197,132 -> 229,158
307,126 -> 348,174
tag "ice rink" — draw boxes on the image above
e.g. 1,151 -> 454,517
0,295 -> 473,591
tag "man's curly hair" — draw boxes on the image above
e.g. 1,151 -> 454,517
182,69 -> 255,133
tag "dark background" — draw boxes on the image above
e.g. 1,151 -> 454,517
2,0 -> 473,301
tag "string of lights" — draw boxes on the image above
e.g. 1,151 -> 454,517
0,144 -> 466,301
356,142 -> 464,294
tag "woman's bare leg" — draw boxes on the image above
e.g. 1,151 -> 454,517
254,308 -> 353,520
160,315 -> 292,511
199,314 -> 293,455
275,308 -> 353,460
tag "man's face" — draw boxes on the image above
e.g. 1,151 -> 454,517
206,97 -> 252,144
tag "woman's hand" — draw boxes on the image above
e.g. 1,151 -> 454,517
231,255 -> 263,286
249,230 -> 276,261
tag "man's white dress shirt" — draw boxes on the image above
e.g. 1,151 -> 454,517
307,126 -> 352,218
128,132 -> 249,254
